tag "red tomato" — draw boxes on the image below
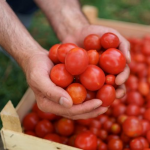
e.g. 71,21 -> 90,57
130,138 -> 143,150
123,117 -> 143,138
102,120 -> 113,133
35,120 -> 54,138
80,65 -> 105,91
120,133 -> 130,144
87,50 -> 99,65
134,53 -> 145,63
74,125 -> 88,134
25,131 -> 36,136
75,131 -> 98,150
112,103 -> 126,117
57,43 -> 76,63
117,114 -> 128,125
141,120 -> 150,136
23,112 -> 39,131
125,104 -> 140,116
138,137 -> 149,149
146,56 -> 150,65
101,32 -> 119,49
90,127 -> 99,136
76,118 -> 93,126
126,91 -> 144,106
96,85 -> 116,107
90,119 -> 101,129
142,41 -> 150,56
108,139 -> 123,150
84,34 -> 101,51
138,81 -> 150,96
56,118 -> 74,136
85,90 -> 96,101
50,64 -> 73,88
60,136 -> 68,144
98,129 -> 108,141
66,83 -> 87,104
110,123 -> 121,135
99,48 -> 126,74
105,74 -> 116,86
48,44 -> 61,64
65,47 -> 89,75
111,99 -> 121,108
97,115 -> 109,125
67,135 -> 77,146
143,108 -> 150,121
44,133 -> 61,143
146,130 -> 150,143
107,135 -> 119,142
32,103 -> 39,113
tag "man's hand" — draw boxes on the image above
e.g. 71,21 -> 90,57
25,49 -> 108,119
63,25 -> 131,99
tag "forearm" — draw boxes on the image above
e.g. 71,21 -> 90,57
34,0 -> 89,41
0,1 -> 43,72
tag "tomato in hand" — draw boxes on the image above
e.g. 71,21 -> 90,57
108,139 -> 123,150
48,44 -> 61,64
57,43 -> 76,63
35,119 -> 54,138
80,65 -> 105,91
56,118 -> 74,136
84,34 -> 101,51
99,48 -> 126,74
44,133 -> 61,143
23,112 -> 39,131
101,32 -> 120,49
65,47 -> 89,75
105,74 -> 116,86
66,83 -> 87,104
50,64 -> 73,88
87,50 -> 99,65
96,85 -> 116,107
75,131 -> 98,150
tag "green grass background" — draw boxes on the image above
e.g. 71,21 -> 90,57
0,0 -> 150,128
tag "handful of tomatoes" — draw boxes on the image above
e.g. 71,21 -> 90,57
49,32 -> 126,106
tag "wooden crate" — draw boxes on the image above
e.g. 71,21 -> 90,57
1,5 -> 150,150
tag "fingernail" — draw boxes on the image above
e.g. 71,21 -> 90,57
127,51 -> 131,63
59,97 -> 72,108
94,100 -> 102,109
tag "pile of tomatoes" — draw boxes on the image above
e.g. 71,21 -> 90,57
22,34 -> 150,150
49,33 -> 126,106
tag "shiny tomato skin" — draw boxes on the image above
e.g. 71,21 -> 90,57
80,65 -> 105,91
90,119 -> 101,129
112,103 -> 126,117
130,138 -> 143,150
48,44 -> 61,64
66,83 -> 87,104
102,119 -> 113,133
143,108 -> 150,121
105,75 -> 116,86
56,118 -> 74,136
141,120 -> 150,136
44,133 -> 61,143
101,32 -> 119,49
23,112 -> 39,131
110,123 -> 121,135
74,131 -> 98,150
108,139 -> 123,150
123,117 -> 143,138
98,141 -> 107,150
90,127 -> 99,136
138,81 -> 150,96
65,47 -> 89,75
96,85 -> 116,107
125,104 -> 140,116
85,90 -> 96,101
35,119 -> 54,138
57,43 -> 76,63
99,48 -> 126,74
87,50 -> 100,65
98,129 -> 108,141
84,34 -> 101,51
138,137 -> 149,148
50,64 -> 74,88
97,115 -> 109,125
117,114 -> 128,125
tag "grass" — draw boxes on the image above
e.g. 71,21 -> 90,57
0,0 -> 150,128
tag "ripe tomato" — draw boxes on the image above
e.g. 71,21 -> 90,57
90,119 -> 101,129
98,129 -> 108,141
110,123 -> 121,135
44,133 -> 61,143
146,130 -> 150,143
85,90 -> 96,101
56,118 -> 74,136
76,118 -> 93,126
107,135 -> 119,142
97,115 -> 109,125
125,104 -> 140,116
57,43 -> 76,63
75,131 -> 98,150
25,131 -> 36,136
134,53 -> 145,63
97,141 -> 107,150
80,65 -> 105,91
74,125 -> 88,134
67,135 -> 77,146
138,137 -> 149,149
96,85 -> 116,107
117,114 -> 128,125
50,64 -> 74,88
48,44 -> 61,64
65,47 -> 89,75
143,108 -> 150,121
32,103 -> 39,113
123,117 -> 143,138
35,119 -> 54,138
84,34 -> 101,51
90,127 -> 99,136
87,50 -> 99,65
120,133 -> 130,143
99,48 -> 126,74
23,112 -> 39,131
102,119 -> 113,132
141,120 -> 150,136
138,81 -> 150,96
130,138 -> 143,150
108,139 -> 123,150
105,75 -> 116,86
66,83 -> 87,104
112,103 -> 126,117
142,41 -> 150,55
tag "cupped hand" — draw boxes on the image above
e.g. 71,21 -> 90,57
25,49 -> 107,119
63,24 -> 131,98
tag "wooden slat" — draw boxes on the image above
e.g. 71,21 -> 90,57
1,129 -> 81,150
0,101 -> 22,133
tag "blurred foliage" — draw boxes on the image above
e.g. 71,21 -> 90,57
0,0 -> 150,128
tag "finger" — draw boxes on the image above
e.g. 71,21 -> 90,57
115,65 -> 130,85
116,84 -> 126,99
68,107 -> 108,120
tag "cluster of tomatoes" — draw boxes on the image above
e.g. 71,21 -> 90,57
49,33 -> 126,106
22,34 -> 150,150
